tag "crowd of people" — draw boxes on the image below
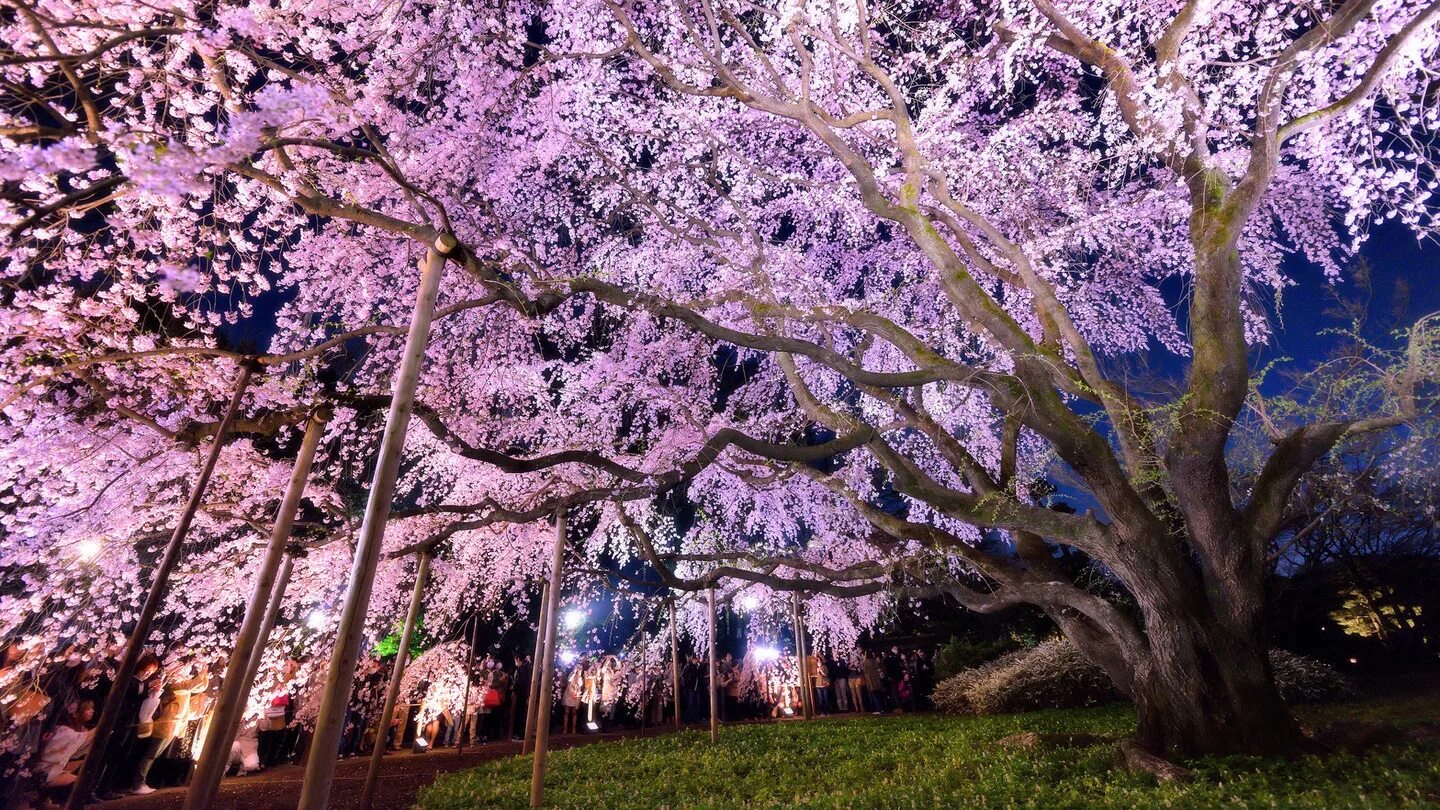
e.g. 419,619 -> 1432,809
0,634 -> 936,807
716,646 -> 936,720
0,640 -> 264,808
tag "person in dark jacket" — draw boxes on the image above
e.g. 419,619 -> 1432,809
680,656 -> 703,723
101,651 -> 162,798
510,655 -> 532,741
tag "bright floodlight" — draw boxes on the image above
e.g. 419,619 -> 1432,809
740,594 -> 761,611
559,649 -> 578,665
306,610 -> 328,630
76,538 -> 103,561
563,609 -> 586,630
754,646 -> 780,663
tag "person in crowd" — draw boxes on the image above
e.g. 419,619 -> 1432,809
32,699 -> 93,795
811,654 -> 831,715
680,655 -> 704,723
121,666 -> 165,795
487,660 -> 512,741
229,721 -> 261,776
1,639 -> 53,805
130,655 -> 209,793
599,655 -> 621,727
579,658 -> 599,730
92,650 -> 162,798
471,658 -> 495,743
340,657 -> 383,757
846,653 -> 865,714
511,655 -> 532,741
831,654 -> 851,712
561,662 -> 582,735
884,646 -> 906,712
858,645 -> 881,709
912,648 -> 936,710
897,670 -> 916,712
717,653 -> 736,721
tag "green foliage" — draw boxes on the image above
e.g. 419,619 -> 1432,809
373,618 -> 425,660
416,696 -> 1440,809
933,634 -> 1024,680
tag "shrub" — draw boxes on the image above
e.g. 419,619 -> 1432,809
1270,648 -> 1353,703
933,641 -> 1350,715
932,639 -> 1119,715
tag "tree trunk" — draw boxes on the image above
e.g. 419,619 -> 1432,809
1126,606 -> 1302,758
1052,545 -> 1305,759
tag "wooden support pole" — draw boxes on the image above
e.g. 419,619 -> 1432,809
707,586 -> 718,743
359,551 -> 431,810
66,361 -> 255,810
529,509 -> 567,808
457,614 -> 479,755
298,237 -> 453,810
791,591 -> 813,720
185,406 -> 329,810
521,581 -> 549,756
669,598 -> 682,731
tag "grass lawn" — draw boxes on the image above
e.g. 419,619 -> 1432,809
417,693 -> 1440,809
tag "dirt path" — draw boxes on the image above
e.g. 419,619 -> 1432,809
95,727 -> 682,810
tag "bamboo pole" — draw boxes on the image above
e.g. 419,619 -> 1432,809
65,361 -> 255,810
529,509 -> 567,808
185,406 -> 329,810
521,582 -> 549,755
359,550 -> 432,810
707,586 -> 718,743
669,598 -> 682,731
298,236 -> 453,810
457,614 -> 479,755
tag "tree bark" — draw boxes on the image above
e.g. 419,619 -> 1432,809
1127,607 -> 1301,757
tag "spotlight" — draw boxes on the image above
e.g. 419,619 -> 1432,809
740,594 -> 760,611
754,646 -> 780,663
76,539 -> 103,561
585,721 -> 599,731
781,707 -> 794,716
563,609 -> 586,630
306,610 -> 328,630
559,649 -> 578,665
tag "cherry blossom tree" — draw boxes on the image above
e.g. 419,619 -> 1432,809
4,0 -> 1440,763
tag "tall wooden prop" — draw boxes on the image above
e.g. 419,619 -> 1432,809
669,598 -> 682,730
521,582 -> 550,755
359,550 -> 432,810
66,361 -> 255,810
457,614 -> 479,754
791,592 -> 814,720
185,406 -> 329,810
707,586 -> 719,743
529,509 -> 567,808
298,235 -> 454,810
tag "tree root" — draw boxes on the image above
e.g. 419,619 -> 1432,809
996,731 -> 1109,750
1116,739 -> 1193,783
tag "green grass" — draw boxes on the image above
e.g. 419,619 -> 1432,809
417,696 -> 1440,809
